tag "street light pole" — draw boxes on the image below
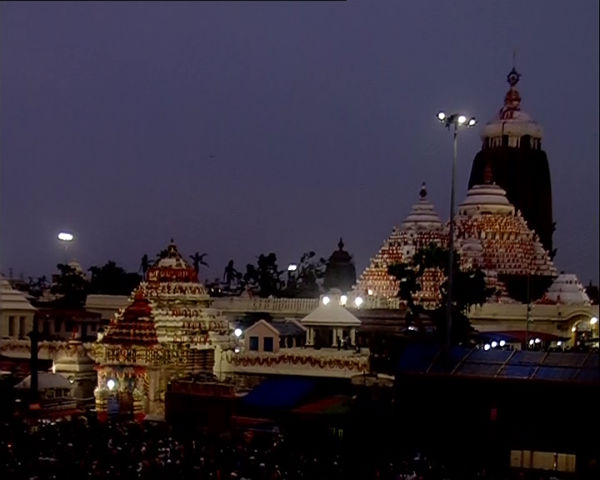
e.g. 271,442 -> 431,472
437,112 -> 477,349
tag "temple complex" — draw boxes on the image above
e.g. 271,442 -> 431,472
93,241 -> 228,420
468,66 -> 554,255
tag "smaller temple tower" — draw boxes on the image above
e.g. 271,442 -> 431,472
323,238 -> 357,293
94,241 -> 228,420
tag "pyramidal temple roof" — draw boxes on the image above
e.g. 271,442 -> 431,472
100,290 -> 158,346
355,183 -> 446,299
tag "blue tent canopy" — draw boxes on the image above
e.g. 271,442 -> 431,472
242,377 -> 317,409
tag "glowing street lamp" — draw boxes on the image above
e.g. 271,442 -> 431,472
354,296 -> 363,308
234,328 -> 243,338
436,111 -> 477,348
57,231 -> 74,263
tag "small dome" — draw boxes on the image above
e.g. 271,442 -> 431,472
458,184 -> 515,216
543,274 -> 590,305
401,182 -> 444,231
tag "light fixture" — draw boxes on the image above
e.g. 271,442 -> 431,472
571,326 -> 577,332
58,232 -> 74,242
107,379 -> 116,391
234,347 -> 240,353
340,295 -> 347,306
367,289 -> 374,296
499,340 -> 506,347
436,109 -> 477,349
354,297 -> 363,307
484,344 -> 490,351
322,296 -> 330,305
534,338 -> 541,344
557,341 -> 562,346
491,341 -> 498,348
287,264 -> 297,272
591,317 -> 598,325
234,328 -> 243,338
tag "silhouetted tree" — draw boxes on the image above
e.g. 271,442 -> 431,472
27,275 -> 49,299
50,264 -> 89,308
388,243 -> 494,344
292,251 -> 327,298
89,261 -> 141,296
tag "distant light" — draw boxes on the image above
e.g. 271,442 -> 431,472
408,325 -> 418,332
491,341 -> 498,348
58,232 -> 74,242
557,341 -> 562,346
354,297 -> 363,307
340,295 -> 347,306
591,317 -> 598,325
322,296 -> 330,305
234,328 -> 243,338
457,115 -> 467,125
287,264 -> 297,272
483,344 -> 490,351
571,326 -> 577,332
107,379 -> 116,391
367,289 -> 374,296
499,340 -> 506,347
468,117 -> 477,127
534,338 -> 541,344
437,111 -> 446,121
529,339 -> 535,345
234,347 -> 240,353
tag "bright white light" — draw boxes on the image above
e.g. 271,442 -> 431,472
483,344 -> 490,351
468,118 -> 477,127
408,325 -> 418,332
557,341 -> 562,346
534,338 -> 541,344
234,328 -> 243,338
58,232 -> 74,242
340,295 -> 347,306
529,339 -> 535,345
571,326 -> 577,332
234,347 -> 240,353
354,297 -> 363,307
499,340 -> 506,347
437,111 -> 446,121
491,341 -> 498,348
322,296 -> 330,305
457,115 -> 467,125
107,379 -> 116,391
591,317 -> 598,325
51,363 -> 56,374
367,289 -> 374,296
287,264 -> 297,272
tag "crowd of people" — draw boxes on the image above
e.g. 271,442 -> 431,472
0,414 -> 582,480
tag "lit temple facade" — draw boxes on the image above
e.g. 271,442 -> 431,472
93,242 -> 228,419
354,183 -> 447,308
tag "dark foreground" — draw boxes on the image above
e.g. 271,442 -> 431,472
0,414 -> 588,480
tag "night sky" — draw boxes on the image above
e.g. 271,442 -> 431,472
1,1 -> 598,287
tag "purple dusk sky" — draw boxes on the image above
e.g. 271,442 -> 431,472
1,1 -> 598,286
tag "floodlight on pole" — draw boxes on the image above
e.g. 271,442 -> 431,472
57,231 -> 74,263
436,111 -> 477,349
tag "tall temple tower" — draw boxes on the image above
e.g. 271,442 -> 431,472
468,66 -> 554,256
